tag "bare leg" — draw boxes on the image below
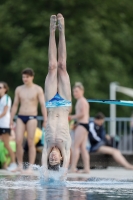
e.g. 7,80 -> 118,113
80,129 -> 90,173
26,119 -> 37,164
45,15 -> 58,101
2,134 -> 15,163
15,118 -> 25,170
70,126 -> 89,172
3,161 -> 7,169
57,13 -> 71,101
98,146 -> 133,170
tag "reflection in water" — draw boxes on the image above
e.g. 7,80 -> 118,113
9,189 -> 36,200
38,187 -> 70,200
0,175 -> 133,200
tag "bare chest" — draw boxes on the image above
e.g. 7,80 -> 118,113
19,89 -> 38,102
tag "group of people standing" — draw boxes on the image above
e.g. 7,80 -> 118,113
0,13 -> 133,174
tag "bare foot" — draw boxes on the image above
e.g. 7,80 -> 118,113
68,168 -> 78,173
3,162 -> 7,169
50,15 -> 57,32
57,13 -> 64,31
22,168 -> 34,175
12,165 -> 23,173
77,169 -> 90,174
126,165 -> 133,170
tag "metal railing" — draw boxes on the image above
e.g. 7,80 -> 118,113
35,116 -> 133,154
104,117 -> 133,154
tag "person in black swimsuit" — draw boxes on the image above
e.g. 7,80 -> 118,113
10,68 -> 47,172
69,82 -> 90,173
79,123 -> 89,133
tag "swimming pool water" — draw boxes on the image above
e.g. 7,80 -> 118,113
0,175 -> 133,200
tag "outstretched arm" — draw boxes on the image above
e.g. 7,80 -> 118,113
10,88 -> 20,127
42,147 -> 48,168
38,87 -> 47,128
62,149 -> 70,168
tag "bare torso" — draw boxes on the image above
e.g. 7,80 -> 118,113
17,84 -> 41,115
45,107 -> 71,150
75,97 -> 89,123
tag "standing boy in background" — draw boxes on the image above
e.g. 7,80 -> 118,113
10,68 -> 47,172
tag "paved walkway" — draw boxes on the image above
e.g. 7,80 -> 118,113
68,167 -> 133,179
0,167 -> 133,180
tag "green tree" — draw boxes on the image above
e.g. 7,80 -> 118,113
0,0 -> 133,116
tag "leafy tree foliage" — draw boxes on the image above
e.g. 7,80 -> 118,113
0,0 -> 133,116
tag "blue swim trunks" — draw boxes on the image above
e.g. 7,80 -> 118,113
46,93 -> 71,108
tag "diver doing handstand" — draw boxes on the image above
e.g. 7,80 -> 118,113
42,14 -> 71,171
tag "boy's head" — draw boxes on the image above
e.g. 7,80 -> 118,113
22,68 -> 35,85
94,112 -> 105,126
48,147 -> 63,171
73,82 -> 84,99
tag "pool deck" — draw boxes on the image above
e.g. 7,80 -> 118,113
0,167 -> 133,180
